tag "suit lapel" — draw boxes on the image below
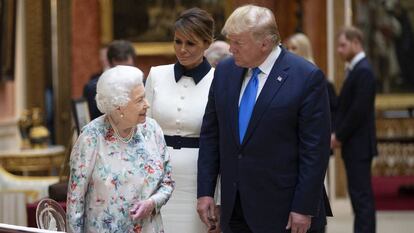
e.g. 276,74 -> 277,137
228,66 -> 247,147
241,49 -> 290,145
339,58 -> 365,103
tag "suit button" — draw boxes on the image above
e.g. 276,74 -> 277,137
238,154 -> 242,159
232,182 -> 237,187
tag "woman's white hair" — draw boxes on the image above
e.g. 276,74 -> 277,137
204,40 -> 231,67
222,5 -> 280,45
96,65 -> 143,114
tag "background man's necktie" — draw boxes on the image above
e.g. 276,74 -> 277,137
239,67 -> 261,143
345,66 -> 351,79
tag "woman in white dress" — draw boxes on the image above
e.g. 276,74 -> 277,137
145,7 -> 219,233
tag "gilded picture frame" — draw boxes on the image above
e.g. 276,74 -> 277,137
352,0 -> 414,110
99,0 -> 231,56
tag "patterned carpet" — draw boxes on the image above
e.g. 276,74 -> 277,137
372,176 -> 414,210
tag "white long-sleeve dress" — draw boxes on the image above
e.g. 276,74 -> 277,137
145,61 -> 214,233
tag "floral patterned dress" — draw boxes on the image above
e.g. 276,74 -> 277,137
66,116 -> 174,233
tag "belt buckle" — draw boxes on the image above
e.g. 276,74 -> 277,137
172,135 -> 182,149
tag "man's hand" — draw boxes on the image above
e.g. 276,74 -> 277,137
331,133 -> 341,149
285,211 -> 311,233
197,196 -> 217,230
208,205 -> 221,233
130,199 -> 155,220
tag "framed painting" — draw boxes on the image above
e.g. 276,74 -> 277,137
352,0 -> 414,109
100,0 -> 230,55
352,0 -> 414,93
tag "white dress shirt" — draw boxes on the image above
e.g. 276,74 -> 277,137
239,46 -> 282,104
348,51 -> 366,71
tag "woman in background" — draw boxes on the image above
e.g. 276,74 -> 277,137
145,7 -> 219,233
67,65 -> 174,233
286,33 -> 315,63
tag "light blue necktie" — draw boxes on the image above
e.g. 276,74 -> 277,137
239,67 -> 261,143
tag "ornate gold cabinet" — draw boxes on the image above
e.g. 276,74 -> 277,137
373,110 -> 414,176
0,146 -> 65,176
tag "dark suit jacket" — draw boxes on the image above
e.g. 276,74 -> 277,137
198,48 -> 332,232
83,73 -> 103,120
335,57 -> 378,160
327,81 -> 337,132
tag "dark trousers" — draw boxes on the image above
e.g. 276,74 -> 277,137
344,158 -> 376,233
226,192 -> 324,233
228,192 -> 253,233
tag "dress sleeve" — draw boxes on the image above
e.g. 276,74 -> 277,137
148,121 -> 175,214
145,67 -> 155,118
66,128 -> 98,233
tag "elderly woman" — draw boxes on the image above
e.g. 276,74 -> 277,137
66,65 -> 174,233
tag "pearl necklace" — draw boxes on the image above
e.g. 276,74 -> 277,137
108,116 -> 136,144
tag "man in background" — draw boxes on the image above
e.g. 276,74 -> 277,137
332,26 -> 378,233
204,40 -> 231,68
83,40 -> 136,120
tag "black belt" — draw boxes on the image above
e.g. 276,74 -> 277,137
164,135 -> 199,149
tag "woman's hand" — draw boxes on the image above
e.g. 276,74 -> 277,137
130,199 -> 155,220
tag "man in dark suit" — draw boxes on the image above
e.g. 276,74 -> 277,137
332,26 -> 378,233
83,40 -> 136,120
197,5 -> 332,233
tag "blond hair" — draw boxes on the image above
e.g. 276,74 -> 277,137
286,33 -> 315,63
221,5 -> 280,45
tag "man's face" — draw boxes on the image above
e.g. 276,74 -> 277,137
337,34 -> 355,62
227,31 -> 267,68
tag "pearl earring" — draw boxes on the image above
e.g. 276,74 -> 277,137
120,113 -> 124,118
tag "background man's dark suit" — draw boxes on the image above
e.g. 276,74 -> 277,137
335,57 -> 377,233
83,73 -> 102,120
82,40 -> 136,120
198,48 -> 332,233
